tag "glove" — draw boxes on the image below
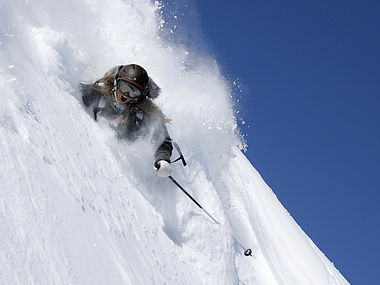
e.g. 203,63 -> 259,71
153,160 -> 172,177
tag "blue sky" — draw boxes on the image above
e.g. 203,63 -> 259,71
164,0 -> 380,283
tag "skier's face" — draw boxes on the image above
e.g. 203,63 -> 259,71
115,79 -> 142,105
117,80 -> 142,99
115,88 -> 133,106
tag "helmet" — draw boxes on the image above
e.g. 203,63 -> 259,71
116,64 -> 148,91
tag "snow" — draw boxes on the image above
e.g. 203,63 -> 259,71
0,0 -> 348,284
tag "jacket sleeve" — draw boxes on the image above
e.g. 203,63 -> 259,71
79,82 -> 102,107
153,123 -> 173,164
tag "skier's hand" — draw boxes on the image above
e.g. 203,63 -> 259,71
154,160 -> 172,177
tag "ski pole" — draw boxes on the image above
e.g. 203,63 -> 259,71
168,176 -> 253,257
168,176 -> 220,224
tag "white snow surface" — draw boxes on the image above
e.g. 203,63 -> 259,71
0,0 -> 349,284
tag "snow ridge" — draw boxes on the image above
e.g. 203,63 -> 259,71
0,0 -> 348,284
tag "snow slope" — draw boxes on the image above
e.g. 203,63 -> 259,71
0,0 -> 348,284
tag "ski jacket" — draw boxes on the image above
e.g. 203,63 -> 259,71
79,72 -> 173,164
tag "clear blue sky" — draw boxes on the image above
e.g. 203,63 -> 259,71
163,0 -> 380,283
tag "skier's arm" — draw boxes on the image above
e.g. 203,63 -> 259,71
144,111 -> 173,164
154,121 -> 173,163
79,82 -> 102,107
151,119 -> 173,177
155,136 -> 173,164
154,132 -> 173,177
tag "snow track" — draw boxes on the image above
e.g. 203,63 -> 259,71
0,0 -> 348,284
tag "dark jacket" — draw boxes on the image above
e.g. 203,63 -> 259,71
80,81 -> 173,164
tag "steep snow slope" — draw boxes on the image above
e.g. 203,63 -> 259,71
0,0 -> 348,284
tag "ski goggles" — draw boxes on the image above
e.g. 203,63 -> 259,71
117,79 -> 142,99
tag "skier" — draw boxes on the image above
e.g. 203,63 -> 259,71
79,64 -> 173,177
